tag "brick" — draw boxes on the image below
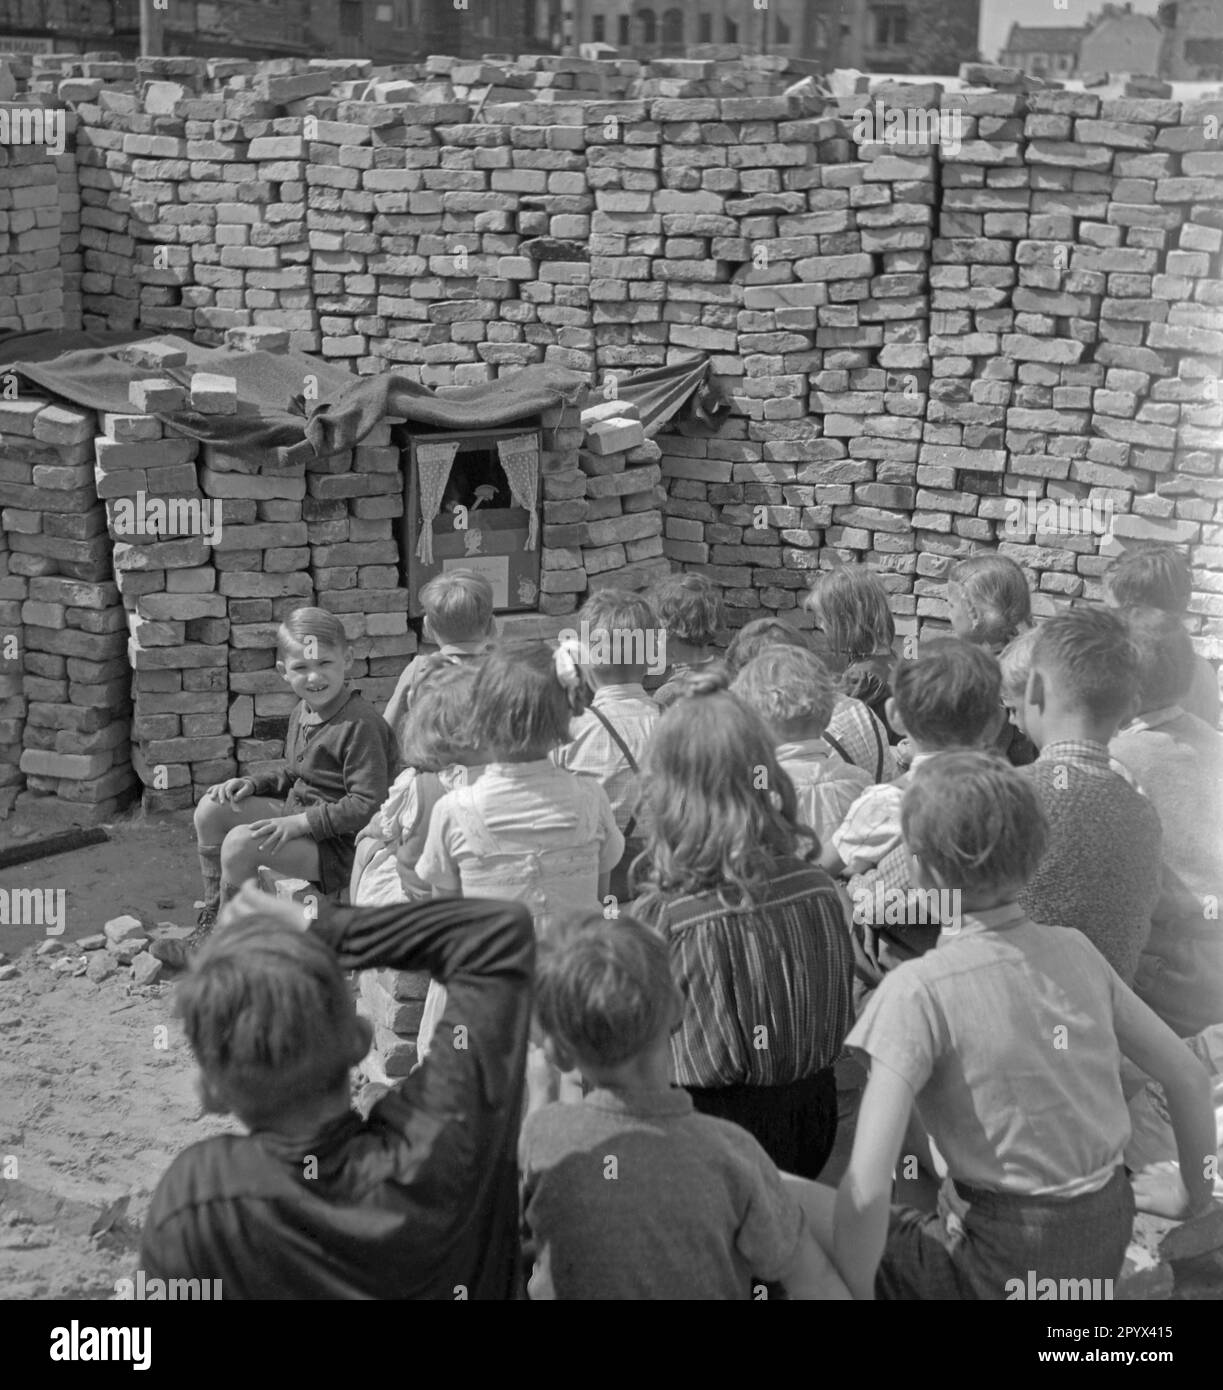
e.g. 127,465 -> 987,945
190,373 -> 238,415
585,418 -> 646,455
130,379 -> 190,413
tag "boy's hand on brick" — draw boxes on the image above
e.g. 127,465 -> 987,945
248,813 -> 311,852
207,776 -> 255,804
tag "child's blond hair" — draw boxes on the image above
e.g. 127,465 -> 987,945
948,554 -> 1032,649
731,647 -> 838,734
649,573 -> 724,647
534,912 -> 681,1069
902,751 -> 1048,896
466,640 -> 574,759
277,606 -> 347,658
636,690 -> 817,910
724,617 -> 810,675
998,627 -> 1040,708
804,565 -> 896,661
421,571 -> 494,645
398,662 -> 481,769
180,920 -> 355,1126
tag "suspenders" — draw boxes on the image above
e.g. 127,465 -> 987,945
587,703 -> 641,841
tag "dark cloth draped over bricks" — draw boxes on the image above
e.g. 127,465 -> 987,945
0,329 -> 720,466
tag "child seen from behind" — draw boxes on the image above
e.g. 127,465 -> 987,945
834,752 -> 1216,1300
732,645 -> 872,846
521,913 -> 851,1300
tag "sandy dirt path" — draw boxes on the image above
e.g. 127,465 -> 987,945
0,809 -> 234,1298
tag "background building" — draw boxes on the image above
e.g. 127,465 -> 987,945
0,0 -> 551,61
998,23 -> 1084,77
1157,0 -> 1223,80
568,0 -> 980,74
570,1 -> 843,63
1078,5 -> 1162,76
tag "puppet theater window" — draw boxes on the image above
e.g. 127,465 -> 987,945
400,424 -> 544,617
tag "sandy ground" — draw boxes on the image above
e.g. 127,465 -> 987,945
0,804 -> 1219,1301
0,807 -> 235,1298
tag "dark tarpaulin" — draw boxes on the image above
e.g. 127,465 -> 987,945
0,330 -> 725,464
604,356 -> 730,439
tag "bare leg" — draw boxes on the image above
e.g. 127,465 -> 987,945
221,822 -> 321,897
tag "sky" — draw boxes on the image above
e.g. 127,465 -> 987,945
978,0 -> 1163,64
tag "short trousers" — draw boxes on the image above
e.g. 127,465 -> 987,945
877,1165 -> 1134,1300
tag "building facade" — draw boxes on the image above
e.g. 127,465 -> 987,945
998,23 -> 1084,77
1078,5 -> 1162,77
569,0 -> 844,63
0,0 -> 549,62
1158,0 -> 1223,80
841,0 -> 981,76
567,0 -> 979,73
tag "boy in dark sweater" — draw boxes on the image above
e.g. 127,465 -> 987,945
141,885 -> 534,1298
1018,607 -> 1162,984
154,607 -> 393,969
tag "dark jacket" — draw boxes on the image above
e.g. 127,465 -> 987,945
139,896 -> 535,1299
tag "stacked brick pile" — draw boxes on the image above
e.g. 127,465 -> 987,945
91,349 -> 413,806
911,86 -> 1223,643
358,967 -> 431,1082
642,93 -> 893,625
97,384 -> 233,813
652,78 -> 1222,672
56,118 -> 83,331
59,51 -> 824,383
0,54 -> 1218,773
0,103 -> 65,333
0,523 -> 21,817
0,397 -> 136,822
557,398 -> 668,610
302,417 -> 415,718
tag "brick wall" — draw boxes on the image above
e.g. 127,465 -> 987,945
650,81 -> 1223,655
33,53 -> 1217,663
0,398 -> 135,823
0,51 -> 1221,829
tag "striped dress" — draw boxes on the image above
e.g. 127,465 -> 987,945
637,856 -> 853,1090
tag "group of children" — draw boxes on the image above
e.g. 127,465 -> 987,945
139,542 -> 1223,1300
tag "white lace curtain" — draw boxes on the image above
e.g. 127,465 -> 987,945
415,438 -> 461,565
496,434 -> 540,550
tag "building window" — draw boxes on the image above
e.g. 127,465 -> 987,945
662,6 -> 683,48
725,17 -> 739,43
775,16 -> 791,45
638,8 -> 657,45
340,1 -> 362,37
592,14 -> 606,42
698,12 -> 712,42
873,6 -> 908,46
618,14 -> 631,45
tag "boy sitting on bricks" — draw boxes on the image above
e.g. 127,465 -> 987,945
154,606 -> 392,970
